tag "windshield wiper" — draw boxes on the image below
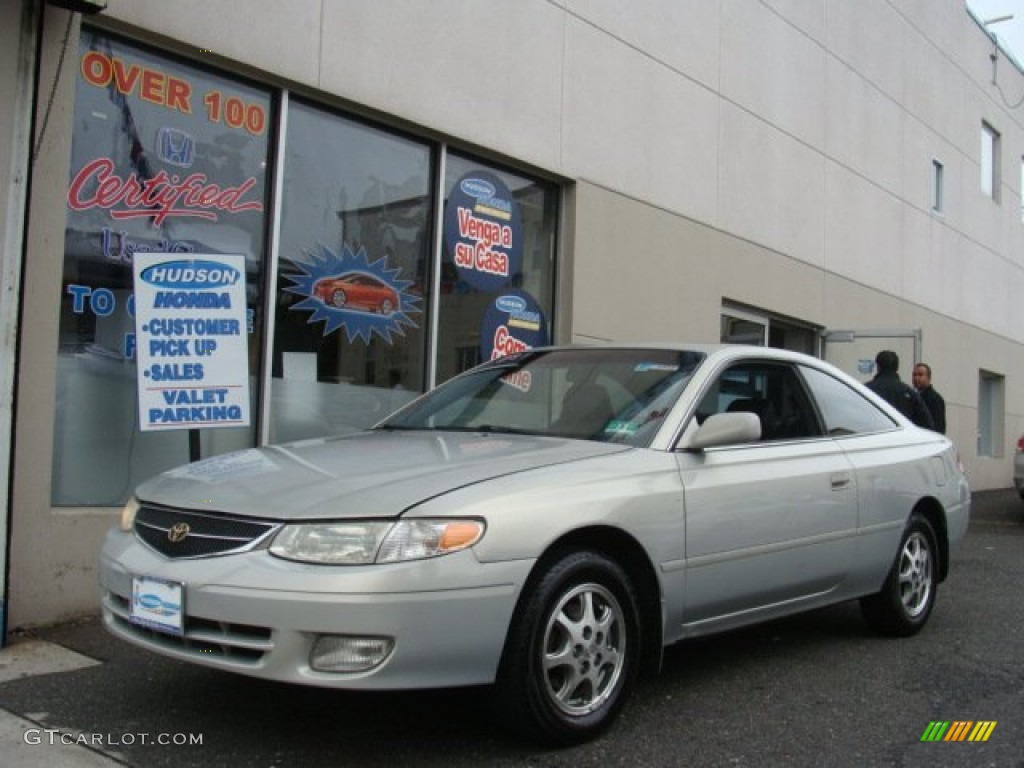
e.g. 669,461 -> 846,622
431,424 -> 536,436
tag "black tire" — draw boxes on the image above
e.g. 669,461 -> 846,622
330,289 -> 347,308
379,298 -> 393,314
860,513 -> 938,636
495,550 -> 641,745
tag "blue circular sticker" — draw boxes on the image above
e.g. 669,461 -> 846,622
480,290 -> 548,362
444,171 -> 522,292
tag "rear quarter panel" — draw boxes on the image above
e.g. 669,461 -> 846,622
833,428 -> 966,593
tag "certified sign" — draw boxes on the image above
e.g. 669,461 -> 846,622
133,253 -> 250,431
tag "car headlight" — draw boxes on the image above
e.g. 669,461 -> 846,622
120,496 -> 140,532
269,519 -> 485,565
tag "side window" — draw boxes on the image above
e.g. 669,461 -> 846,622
696,362 -> 823,442
799,365 -> 896,435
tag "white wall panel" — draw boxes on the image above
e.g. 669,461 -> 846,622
562,17 -> 720,225
718,103 -> 825,268
105,0 -> 322,85
900,205 -> 963,318
960,238 -> 1011,337
902,24 -> 969,153
960,165 -> 1006,256
824,162 -> 902,296
567,0 -> 721,91
891,0 -> 967,70
720,0 -> 826,150
761,0 -> 826,45
319,0 -> 566,172
825,57 -> 903,196
825,0 -> 905,104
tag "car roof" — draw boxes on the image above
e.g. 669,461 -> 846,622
527,342 -> 824,367
517,342 -> 868,399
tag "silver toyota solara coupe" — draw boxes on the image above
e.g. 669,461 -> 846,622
100,344 -> 970,744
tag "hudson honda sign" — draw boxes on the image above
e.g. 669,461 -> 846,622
133,254 -> 250,430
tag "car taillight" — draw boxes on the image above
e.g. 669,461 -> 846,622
1017,436 -> 1024,454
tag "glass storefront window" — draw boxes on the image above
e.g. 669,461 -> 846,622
53,31 -> 272,505
270,100 -> 433,443
437,153 -> 558,382
54,34 -> 560,505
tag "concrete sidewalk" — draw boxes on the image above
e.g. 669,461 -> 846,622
0,639 -> 123,767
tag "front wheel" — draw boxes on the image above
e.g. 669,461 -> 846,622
860,513 -> 938,636
495,550 -> 641,745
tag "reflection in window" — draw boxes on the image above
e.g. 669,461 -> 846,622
271,100 -> 433,442
799,366 -> 894,435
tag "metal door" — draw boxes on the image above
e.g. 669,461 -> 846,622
822,329 -> 921,387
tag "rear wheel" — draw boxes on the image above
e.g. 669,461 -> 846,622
496,550 -> 640,745
860,513 -> 938,636
330,289 -> 347,308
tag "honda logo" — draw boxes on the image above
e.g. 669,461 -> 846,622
156,126 -> 195,168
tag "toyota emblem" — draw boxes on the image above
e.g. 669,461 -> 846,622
167,522 -> 191,544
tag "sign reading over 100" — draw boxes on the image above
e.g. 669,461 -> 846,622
80,50 -> 267,136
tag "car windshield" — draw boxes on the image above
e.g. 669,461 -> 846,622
378,348 -> 705,447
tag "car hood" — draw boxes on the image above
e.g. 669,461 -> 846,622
135,430 -> 631,521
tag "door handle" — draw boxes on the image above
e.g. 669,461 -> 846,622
830,473 -> 851,490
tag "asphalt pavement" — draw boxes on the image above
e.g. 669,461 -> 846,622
1,488 -> 1021,768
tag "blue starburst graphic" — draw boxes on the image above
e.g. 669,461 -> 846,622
283,243 -> 421,344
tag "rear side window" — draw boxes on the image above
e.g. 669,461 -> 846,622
799,365 -> 896,435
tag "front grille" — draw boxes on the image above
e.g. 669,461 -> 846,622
105,592 -> 273,663
134,504 -> 280,559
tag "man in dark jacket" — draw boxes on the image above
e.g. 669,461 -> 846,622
912,362 -> 946,434
865,350 -> 934,429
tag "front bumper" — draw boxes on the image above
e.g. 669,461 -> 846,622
100,528 -> 532,689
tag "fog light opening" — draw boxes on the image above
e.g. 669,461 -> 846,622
310,635 -> 394,673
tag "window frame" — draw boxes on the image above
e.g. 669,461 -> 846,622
688,360 -> 826,445
981,121 -> 1001,202
931,158 -> 944,214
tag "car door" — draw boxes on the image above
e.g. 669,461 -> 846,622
675,360 -> 859,634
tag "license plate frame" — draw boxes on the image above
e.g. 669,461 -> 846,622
129,575 -> 185,637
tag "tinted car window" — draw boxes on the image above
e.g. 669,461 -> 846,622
695,361 -> 823,442
799,365 -> 896,435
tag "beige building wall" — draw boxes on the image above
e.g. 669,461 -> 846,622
10,0 -> 1024,626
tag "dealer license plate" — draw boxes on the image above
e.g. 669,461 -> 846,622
130,576 -> 185,637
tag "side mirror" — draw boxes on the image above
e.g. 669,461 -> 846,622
681,412 -> 761,451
